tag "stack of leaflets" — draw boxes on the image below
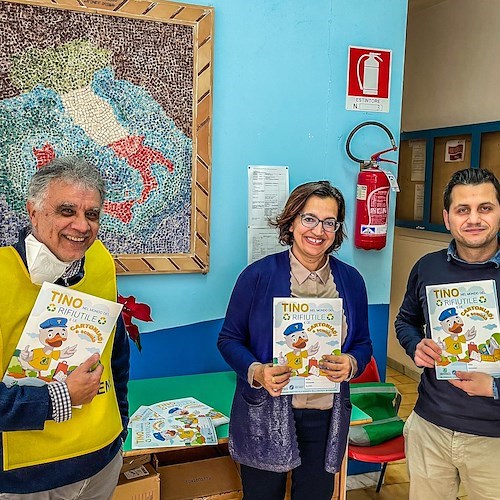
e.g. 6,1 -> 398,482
2,282 -> 122,388
273,297 -> 343,394
426,279 -> 500,379
132,417 -> 218,449
129,397 -> 229,449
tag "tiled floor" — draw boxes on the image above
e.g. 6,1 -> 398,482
345,366 -> 468,500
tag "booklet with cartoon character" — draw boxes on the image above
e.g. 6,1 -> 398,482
128,397 -> 229,428
127,405 -> 164,427
2,282 -> 123,388
273,297 -> 342,394
131,416 -> 218,449
426,279 -> 500,380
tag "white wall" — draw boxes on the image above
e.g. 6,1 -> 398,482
402,0 -> 500,131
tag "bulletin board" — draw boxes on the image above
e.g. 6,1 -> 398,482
398,121 -> 500,233
430,135 -> 471,224
480,132 -> 500,177
0,0 -> 213,275
395,139 -> 425,222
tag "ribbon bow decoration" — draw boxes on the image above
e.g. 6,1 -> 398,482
118,295 -> 153,352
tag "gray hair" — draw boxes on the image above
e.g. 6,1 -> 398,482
27,157 -> 106,210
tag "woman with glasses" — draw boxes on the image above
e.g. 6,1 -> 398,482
218,180 -> 372,500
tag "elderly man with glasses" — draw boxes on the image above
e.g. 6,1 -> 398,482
0,158 -> 129,500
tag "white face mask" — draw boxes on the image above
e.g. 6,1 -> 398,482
25,234 -> 71,285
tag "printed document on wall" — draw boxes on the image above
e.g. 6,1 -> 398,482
410,140 -> 426,182
247,166 -> 289,264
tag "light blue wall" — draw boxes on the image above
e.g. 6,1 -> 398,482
118,1 -> 408,351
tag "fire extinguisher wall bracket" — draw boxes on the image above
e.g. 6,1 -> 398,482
345,121 -> 398,251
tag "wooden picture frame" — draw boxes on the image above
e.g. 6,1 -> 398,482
0,0 -> 213,274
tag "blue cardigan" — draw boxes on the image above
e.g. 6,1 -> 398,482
218,250 -> 372,473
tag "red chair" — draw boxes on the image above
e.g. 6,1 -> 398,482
348,356 -> 406,492
350,356 -> 381,384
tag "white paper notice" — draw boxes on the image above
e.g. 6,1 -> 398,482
410,140 -> 426,182
247,166 -> 289,264
248,227 -> 283,264
248,166 -> 289,227
414,184 -> 424,220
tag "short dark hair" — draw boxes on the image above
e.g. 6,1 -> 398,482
443,168 -> 500,211
27,157 -> 105,210
270,180 -> 347,253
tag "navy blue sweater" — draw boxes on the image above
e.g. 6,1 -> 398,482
0,235 -> 129,493
395,247 -> 500,437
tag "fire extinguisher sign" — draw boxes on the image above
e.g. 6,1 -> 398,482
346,46 -> 392,113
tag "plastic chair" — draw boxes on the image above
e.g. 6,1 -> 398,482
350,356 -> 381,384
348,356 -> 406,493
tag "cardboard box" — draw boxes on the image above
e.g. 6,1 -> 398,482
155,446 -> 223,467
120,454 -> 151,474
113,462 -> 160,500
159,455 -> 242,500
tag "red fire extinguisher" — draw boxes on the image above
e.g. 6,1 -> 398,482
346,122 -> 399,250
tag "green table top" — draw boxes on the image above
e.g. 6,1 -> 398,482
124,371 -> 371,455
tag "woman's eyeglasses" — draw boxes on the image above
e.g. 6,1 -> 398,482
299,213 -> 340,233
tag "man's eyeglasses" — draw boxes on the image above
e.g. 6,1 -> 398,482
299,213 -> 340,233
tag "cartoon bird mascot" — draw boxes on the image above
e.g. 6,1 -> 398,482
436,307 -> 476,364
18,317 -> 77,379
278,322 -> 319,376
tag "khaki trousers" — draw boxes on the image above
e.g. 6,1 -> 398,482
404,411 -> 500,500
0,449 -> 122,500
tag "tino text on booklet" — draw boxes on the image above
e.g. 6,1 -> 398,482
273,297 -> 342,394
3,282 -> 123,388
426,279 -> 500,379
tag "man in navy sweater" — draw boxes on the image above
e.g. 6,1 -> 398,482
395,168 -> 500,500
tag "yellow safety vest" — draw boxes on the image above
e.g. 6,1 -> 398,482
0,240 -> 122,470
